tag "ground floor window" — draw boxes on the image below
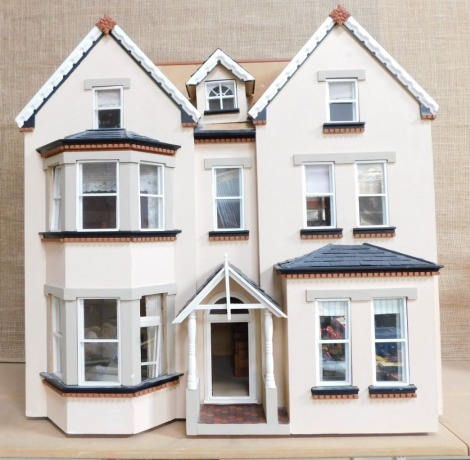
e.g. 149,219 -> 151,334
51,295 -> 63,377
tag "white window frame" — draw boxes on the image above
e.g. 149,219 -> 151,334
93,86 -> 123,129
139,163 -> 164,230
213,166 -> 244,231
372,298 -> 409,386
77,161 -> 119,231
316,299 -> 351,386
304,163 -> 336,228
50,165 -> 62,231
327,79 -> 359,123
51,296 -> 63,377
355,161 -> 389,227
78,298 -> 120,386
205,80 -> 237,111
140,295 -> 164,381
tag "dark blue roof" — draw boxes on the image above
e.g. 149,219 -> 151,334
37,129 -> 180,154
275,244 -> 442,274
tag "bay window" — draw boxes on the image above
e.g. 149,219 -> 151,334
140,163 -> 163,230
356,162 -> 388,226
373,298 -> 408,384
78,161 -> 118,230
79,298 -> 119,385
50,165 -> 63,231
51,296 -> 63,377
327,79 -> 358,122
94,87 -> 122,129
317,300 -> 350,385
304,164 -> 335,228
213,167 -> 244,230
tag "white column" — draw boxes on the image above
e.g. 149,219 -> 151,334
264,310 -> 275,388
187,311 -> 197,390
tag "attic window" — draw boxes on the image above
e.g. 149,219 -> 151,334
94,87 -> 123,129
327,80 -> 358,123
205,80 -> 237,113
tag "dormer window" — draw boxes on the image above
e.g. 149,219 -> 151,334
94,87 -> 122,129
205,80 -> 237,112
327,79 -> 358,123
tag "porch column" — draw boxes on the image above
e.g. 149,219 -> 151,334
264,310 -> 275,388
187,311 -> 197,390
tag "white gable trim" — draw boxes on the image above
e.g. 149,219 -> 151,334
16,24 -> 200,128
173,262 -> 286,324
248,14 -> 438,120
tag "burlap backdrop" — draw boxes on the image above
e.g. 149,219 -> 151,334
1,0 -> 468,361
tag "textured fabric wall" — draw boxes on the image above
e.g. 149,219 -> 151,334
1,0 -> 468,361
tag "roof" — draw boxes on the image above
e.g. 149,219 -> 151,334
36,128 -> 180,157
15,15 -> 200,129
185,48 -> 255,99
248,5 -> 439,121
173,257 -> 286,324
274,243 -> 442,275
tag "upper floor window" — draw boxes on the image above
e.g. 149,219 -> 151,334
78,161 -> 118,230
327,79 -> 358,123
94,87 -> 122,129
304,164 -> 335,228
213,167 -> 244,230
373,298 -> 408,385
139,163 -> 164,230
79,298 -> 119,385
356,162 -> 388,226
317,299 -> 350,385
50,165 -> 63,231
206,80 -> 237,111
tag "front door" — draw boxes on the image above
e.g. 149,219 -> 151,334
204,300 -> 257,403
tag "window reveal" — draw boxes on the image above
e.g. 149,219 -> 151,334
317,300 -> 350,384
50,165 -> 62,231
206,80 -> 237,111
356,162 -> 388,226
304,164 -> 335,228
139,164 -> 163,230
94,87 -> 122,129
374,298 -> 408,384
78,161 -> 118,230
213,167 -> 243,230
327,79 -> 358,122
51,296 -> 63,377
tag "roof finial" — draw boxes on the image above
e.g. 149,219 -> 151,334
96,14 -> 117,34
330,5 -> 351,25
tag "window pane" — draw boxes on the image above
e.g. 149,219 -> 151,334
82,163 -> 117,193
208,99 -> 222,110
306,196 -> 332,227
140,196 -> 162,229
82,196 -> 117,229
97,89 -> 120,107
329,81 -> 354,99
320,343 -> 347,381
84,299 -> 117,337
215,168 -> 240,196
358,196 -> 385,226
375,342 -> 406,382
217,199 -> 241,229
357,163 -> 384,194
305,165 -> 331,194
98,109 -> 121,129
140,164 -> 162,195
84,343 -> 119,382
330,103 -> 354,122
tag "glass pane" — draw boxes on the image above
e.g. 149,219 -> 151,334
221,97 -> 235,110
98,109 -> 121,129
375,342 -> 406,382
357,163 -> 384,194
306,196 -> 331,227
329,81 -> 354,100
220,85 -> 234,96
82,196 -> 117,229
216,199 -> 241,229
140,196 -> 162,229
208,99 -> 222,110
320,343 -> 347,381
97,89 -> 120,107
330,102 -> 355,122
358,196 -> 385,226
305,164 -> 331,194
81,163 -> 117,193
84,343 -> 119,382
141,364 -> 157,381
215,168 -> 240,197
375,313 -> 404,340
208,85 -> 221,97
83,299 -> 118,337
140,164 -> 161,195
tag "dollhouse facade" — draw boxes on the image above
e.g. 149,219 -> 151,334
17,6 -> 441,436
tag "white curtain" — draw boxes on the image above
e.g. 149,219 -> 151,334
81,162 -> 117,193
305,164 -> 331,194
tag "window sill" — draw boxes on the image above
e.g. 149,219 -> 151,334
301,228 -> 343,239
353,227 -> 396,238
323,122 -> 365,134
204,108 -> 240,115
41,372 -> 183,398
40,230 -> 181,243
208,230 -> 249,241
311,385 -> 359,399
368,384 -> 417,399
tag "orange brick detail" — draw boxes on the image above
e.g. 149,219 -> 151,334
312,394 -> 358,400
330,5 -> 351,25
209,235 -> 249,242
41,236 -> 176,243
370,393 -> 416,399
19,127 -> 34,133
96,14 -> 116,34
354,232 -> 395,238
301,233 -> 343,240
323,126 -> 364,134
280,271 -> 438,279
194,138 -> 255,144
